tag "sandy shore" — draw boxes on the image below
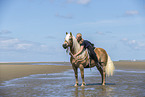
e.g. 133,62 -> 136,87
0,61 -> 144,83
0,64 -> 72,83
113,61 -> 145,70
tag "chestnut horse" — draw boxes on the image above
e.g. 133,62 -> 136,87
62,32 -> 115,86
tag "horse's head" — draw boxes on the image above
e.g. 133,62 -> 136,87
62,32 -> 73,49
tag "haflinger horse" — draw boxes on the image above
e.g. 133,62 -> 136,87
62,32 -> 115,86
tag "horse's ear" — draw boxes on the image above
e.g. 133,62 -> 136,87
66,32 -> 68,35
70,32 -> 72,36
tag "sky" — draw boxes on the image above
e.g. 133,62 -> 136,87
0,0 -> 145,62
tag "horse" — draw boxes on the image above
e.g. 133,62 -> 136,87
62,32 -> 115,86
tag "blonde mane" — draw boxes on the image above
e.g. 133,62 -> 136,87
65,34 -> 80,54
65,34 -> 86,58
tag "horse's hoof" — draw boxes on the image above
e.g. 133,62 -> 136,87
81,83 -> 86,87
74,83 -> 79,86
102,83 -> 105,85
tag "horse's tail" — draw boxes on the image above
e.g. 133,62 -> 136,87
106,55 -> 115,76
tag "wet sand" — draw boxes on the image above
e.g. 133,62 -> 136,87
113,61 -> 145,70
0,61 -> 144,82
0,62 -> 145,97
0,63 -> 72,83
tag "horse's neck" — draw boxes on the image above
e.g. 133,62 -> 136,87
71,37 -> 81,54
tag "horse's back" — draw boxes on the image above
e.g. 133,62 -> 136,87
94,48 -> 108,64
94,48 -> 107,55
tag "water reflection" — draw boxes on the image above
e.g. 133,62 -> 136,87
74,87 -> 85,97
73,84 -> 116,97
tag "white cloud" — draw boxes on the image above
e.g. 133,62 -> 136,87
16,43 -> 33,50
76,0 -> 91,5
66,0 -> 91,5
67,0 -> 74,3
0,37 -> 49,52
0,38 -> 19,44
0,38 -> 19,49
125,10 -> 139,16
121,38 -> 145,50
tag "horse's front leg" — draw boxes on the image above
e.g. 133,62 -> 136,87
79,64 -> 86,86
72,66 -> 78,86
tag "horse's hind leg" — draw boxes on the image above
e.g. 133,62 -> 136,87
102,64 -> 106,85
96,65 -> 103,84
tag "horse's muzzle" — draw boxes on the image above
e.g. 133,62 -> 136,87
62,43 -> 68,49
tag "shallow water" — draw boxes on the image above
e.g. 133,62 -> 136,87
0,68 -> 145,97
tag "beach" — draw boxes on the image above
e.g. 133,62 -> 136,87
0,61 -> 144,83
0,63 -> 72,83
113,61 -> 145,70
0,62 -> 145,97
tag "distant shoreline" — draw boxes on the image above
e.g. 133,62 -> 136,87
119,60 -> 145,62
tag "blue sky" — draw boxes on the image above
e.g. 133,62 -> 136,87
0,0 -> 145,62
